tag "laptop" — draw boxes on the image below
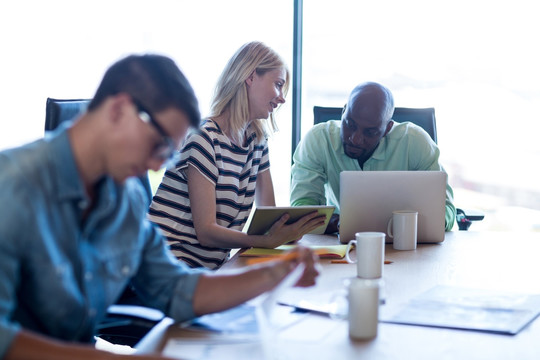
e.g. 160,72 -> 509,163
339,171 -> 447,244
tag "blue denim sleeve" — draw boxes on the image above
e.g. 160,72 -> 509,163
0,155 -> 25,358
0,240 -> 21,358
0,321 -> 20,359
0,219 -> 22,358
0,240 -> 21,359
130,221 -> 205,322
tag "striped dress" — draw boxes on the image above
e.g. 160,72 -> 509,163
148,119 -> 270,269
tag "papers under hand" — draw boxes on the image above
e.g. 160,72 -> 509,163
186,304 -> 259,337
255,262 -> 307,360
259,262 -> 306,320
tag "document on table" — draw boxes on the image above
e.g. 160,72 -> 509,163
162,304 -> 341,360
163,338 -> 263,360
162,266 -> 310,360
381,285 -> 540,335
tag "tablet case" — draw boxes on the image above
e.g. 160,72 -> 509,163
243,206 -> 335,235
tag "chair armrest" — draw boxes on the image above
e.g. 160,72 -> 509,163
106,305 -> 164,322
456,208 -> 485,231
96,305 -> 165,347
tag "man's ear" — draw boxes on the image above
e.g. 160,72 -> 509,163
340,104 -> 347,120
108,93 -> 132,124
384,119 -> 394,136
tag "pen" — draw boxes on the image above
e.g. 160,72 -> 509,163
330,259 -> 393,264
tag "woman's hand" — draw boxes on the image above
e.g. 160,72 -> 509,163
262,211 -> 327,248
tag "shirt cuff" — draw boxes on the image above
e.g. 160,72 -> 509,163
168,270 -> 205,322
0,321 -> 20,359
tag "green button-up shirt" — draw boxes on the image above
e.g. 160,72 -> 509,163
290,120 -> 456,231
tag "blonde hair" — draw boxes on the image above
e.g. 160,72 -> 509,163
209,41 -> 290,145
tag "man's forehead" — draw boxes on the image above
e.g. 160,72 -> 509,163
345,101 -> 385,127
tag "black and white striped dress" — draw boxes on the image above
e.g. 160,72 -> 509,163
148,119 -> 270,269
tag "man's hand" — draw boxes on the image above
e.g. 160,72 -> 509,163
325,213 -> 340,234
287,245 -> 321,287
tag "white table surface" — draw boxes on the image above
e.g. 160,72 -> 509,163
136,230 -> 540,360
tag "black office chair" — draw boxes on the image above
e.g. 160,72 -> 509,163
312,105 -> 484,230
45,98 -> 153,201
314,105 -> 438,143
45,98 -> 90,131
44,97 -> 163,347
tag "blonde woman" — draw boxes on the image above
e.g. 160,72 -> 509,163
149,42 -> 325,269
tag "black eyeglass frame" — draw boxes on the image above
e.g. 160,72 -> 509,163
132,99 -> 177,163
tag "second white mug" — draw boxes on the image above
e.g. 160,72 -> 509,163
345,232 -> 385,278
387,210 -> 418,250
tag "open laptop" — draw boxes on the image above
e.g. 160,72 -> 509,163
339,171 -> 447,244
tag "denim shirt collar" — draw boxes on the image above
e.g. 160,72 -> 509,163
47,126 -> 118,217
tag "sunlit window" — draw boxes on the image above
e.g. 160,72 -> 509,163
302,0 -> 540,231
0,0 -> 293,203
2,0 -> 538,231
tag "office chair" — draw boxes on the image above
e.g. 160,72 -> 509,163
312,105 -> 484,230
44,97 -> 163,346
313,105 -> 437,143
45,98 -> 153,201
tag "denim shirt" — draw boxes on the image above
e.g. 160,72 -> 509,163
0,127 -> 203,357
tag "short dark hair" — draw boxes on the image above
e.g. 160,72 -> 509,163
349,82 -> 394,122
88,54 -> 200,127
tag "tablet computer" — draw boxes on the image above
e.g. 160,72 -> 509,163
243,205 -> 335,235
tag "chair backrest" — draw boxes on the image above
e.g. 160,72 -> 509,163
45,98 -> 90,131
313,106 -> 344,125
313,105 -> 437,144
44,97 -> 153,201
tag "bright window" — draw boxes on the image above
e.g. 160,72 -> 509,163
0,0 -> 293,204
302,0 -> 540,231
2,1 -> 539,231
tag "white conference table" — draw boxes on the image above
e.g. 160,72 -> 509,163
135,230 -> 540,360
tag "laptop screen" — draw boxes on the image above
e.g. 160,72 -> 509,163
339,171 -> 447,244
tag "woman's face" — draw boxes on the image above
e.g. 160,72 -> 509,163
246,68 -> 286,121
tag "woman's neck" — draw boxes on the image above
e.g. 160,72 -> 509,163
212,111 -> 250,147
211,113 -> 230,135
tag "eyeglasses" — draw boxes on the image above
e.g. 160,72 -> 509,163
134,100 -> 179,167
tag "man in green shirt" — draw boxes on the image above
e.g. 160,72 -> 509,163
290,82 -> 456,233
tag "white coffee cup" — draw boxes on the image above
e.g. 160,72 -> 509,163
348,277 -> 380,340
345,232 -> 385,279
387,210 -> 418,251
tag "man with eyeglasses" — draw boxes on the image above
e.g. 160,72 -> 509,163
0,54 -> 319,360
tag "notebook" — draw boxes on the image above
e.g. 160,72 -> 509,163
339,171 -> 447,244
240,244 -> 348,259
